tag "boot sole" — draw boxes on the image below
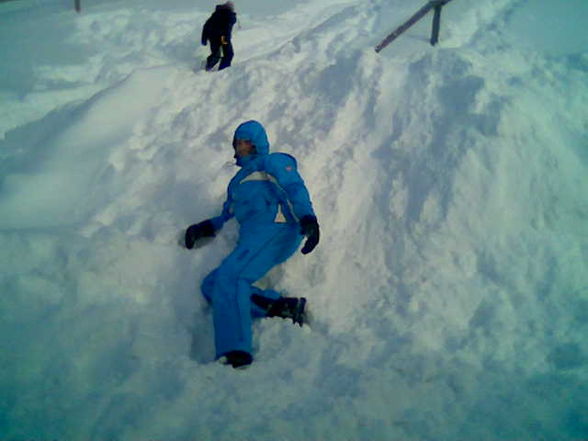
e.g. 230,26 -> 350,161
294,297 -> 307,327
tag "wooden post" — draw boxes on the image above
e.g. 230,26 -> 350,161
375,2 -> 435,53
375,0 -> 453,53
430,3 -> 443,45
75,0 -> 81,13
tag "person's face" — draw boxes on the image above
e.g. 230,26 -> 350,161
233,139 -> 255,158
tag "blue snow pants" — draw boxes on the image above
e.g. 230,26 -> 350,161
201,223 -> 303,358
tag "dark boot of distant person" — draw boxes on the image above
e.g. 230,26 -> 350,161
218,40 -> 234,70
206,38 -> 234,71
206,39 -> 222,71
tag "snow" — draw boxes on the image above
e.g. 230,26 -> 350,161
1,0 -> 587,439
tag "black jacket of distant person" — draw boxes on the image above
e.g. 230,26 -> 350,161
202,2 -> 237,44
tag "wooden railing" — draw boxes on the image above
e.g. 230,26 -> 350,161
375,0 -> 454,53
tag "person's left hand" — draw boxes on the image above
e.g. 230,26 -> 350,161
299,215 -> 320,254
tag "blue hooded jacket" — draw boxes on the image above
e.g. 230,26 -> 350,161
210,121 -> 315,232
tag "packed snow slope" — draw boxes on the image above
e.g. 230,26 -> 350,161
1,0 -> 587,440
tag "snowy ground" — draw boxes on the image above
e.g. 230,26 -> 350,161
1,0 -> 587,440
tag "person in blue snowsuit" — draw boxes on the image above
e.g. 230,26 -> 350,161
185,120 -> 320,368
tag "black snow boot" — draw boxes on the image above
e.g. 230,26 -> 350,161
221,350 -> 253,369
252,295 -> 307,326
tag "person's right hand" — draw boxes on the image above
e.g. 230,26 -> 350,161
185,220 -> 215,249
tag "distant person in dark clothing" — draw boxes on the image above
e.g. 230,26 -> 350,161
201,2 -> 237,71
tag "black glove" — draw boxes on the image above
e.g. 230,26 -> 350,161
299,215 -> 319,255
185,220 -> 215,249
